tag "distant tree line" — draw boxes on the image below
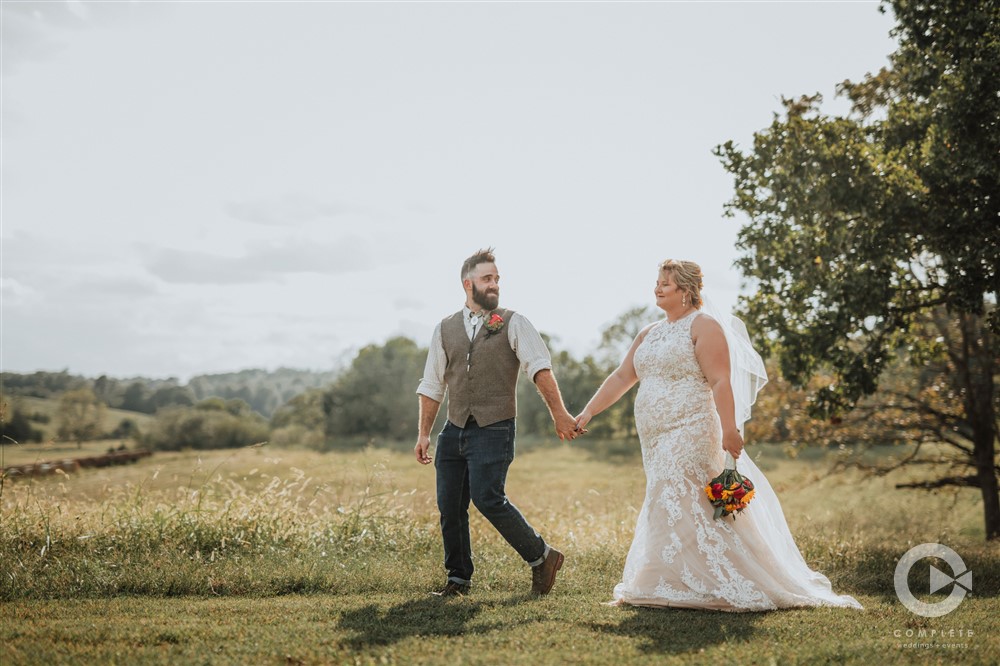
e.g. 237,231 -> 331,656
1,368 -> 338,419
296,307 -> 656,450
4,299 -> 985,457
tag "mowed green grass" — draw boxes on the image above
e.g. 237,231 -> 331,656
1,441 -> 997,665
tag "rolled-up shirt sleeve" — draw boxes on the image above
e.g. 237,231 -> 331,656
416,323 -> 447,402
508,313 -> 552,381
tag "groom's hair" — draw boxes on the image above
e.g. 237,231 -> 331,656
461,248 -> 496,280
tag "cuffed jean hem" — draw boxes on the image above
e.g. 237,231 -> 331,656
447,576 -> 471,585
528,544 -> 551,568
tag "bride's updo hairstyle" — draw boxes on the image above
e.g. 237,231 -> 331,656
659,259 -> 704,309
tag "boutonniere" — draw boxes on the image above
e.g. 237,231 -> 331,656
485,312 -> 505,335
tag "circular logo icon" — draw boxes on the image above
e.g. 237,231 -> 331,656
894,543 -> 972,617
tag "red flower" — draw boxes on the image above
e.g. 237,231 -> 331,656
733,486 -> 747,501
485,313 -> 505,333
711,483 -> 723,498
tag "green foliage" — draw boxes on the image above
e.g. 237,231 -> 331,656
269,388 -> 328,449
141,399 -> 270,451
188,368 -> 340,417
119,382 -> 196,414
56,388 -> 106,446
716,0 -> 999,538
270,388 -> 326,431
0,401 -> 44,444
2,369 -> 337,420
107,418 -> 141,440
120,381 -> 151,412
0,371 -> 88,398
323,337 -> 426,442
716,0 -> 998,412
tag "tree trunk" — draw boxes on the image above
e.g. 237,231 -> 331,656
973,427 -> 999,540
959,314 -> 1000,540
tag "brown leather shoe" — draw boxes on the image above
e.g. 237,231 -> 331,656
431,581 -> 470,597
531,548 -> 564,595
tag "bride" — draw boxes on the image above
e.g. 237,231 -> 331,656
574,259 -> 862,611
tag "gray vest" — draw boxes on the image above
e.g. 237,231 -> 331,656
441,308 -> 520,427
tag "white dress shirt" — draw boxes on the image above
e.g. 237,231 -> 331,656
415,306 -> 553,403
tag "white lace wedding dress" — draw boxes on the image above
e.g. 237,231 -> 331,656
611,311 -> 862,611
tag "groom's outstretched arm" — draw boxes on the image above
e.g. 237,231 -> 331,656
533,369 -> 578,441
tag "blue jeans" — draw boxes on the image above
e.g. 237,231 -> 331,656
435,417 -> 546,584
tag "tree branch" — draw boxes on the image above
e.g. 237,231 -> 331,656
835,441 -> 926,476
896,475 -> 980,490
939,433 -> 975,457
881,389 -> 963,422
887,298 -> 949,317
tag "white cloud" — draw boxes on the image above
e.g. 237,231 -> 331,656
143,236 -> 374,285
1,276 -> 37,306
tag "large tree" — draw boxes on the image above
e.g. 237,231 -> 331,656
716,0 -> 999,538
323,337 -> 427,442
56,388 -> 106,448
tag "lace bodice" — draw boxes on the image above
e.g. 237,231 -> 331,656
634,312 -> 704,385
633,313 -> 722,481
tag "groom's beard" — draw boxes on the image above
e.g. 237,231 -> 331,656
472,284 -> 499,311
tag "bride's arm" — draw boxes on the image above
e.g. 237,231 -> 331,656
692,315 -> 744,458
574,323 -> 655,430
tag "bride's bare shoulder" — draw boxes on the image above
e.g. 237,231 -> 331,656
690,312 -> 724,339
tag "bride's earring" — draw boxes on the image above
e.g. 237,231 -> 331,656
682,293 -> 687,308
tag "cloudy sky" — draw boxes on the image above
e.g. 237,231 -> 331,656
2,1 -> 897,381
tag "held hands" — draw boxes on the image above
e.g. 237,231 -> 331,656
554,410 -> 581,441
722,429 -> 744,460
573,409 -> 593,434
414,436 -> 432,465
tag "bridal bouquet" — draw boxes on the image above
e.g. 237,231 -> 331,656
704,457 -> 755,520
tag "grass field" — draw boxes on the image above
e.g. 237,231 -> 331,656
1,439 -> 997,665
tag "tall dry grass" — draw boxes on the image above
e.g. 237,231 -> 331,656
0,441 -> 993,604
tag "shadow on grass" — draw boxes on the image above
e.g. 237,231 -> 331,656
834,546 -> 1000,601
336,592 -> 551,649
587,605 -> 767,656
338,596 -> 485,648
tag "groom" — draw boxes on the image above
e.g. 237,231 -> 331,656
415,248 -> 578,597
